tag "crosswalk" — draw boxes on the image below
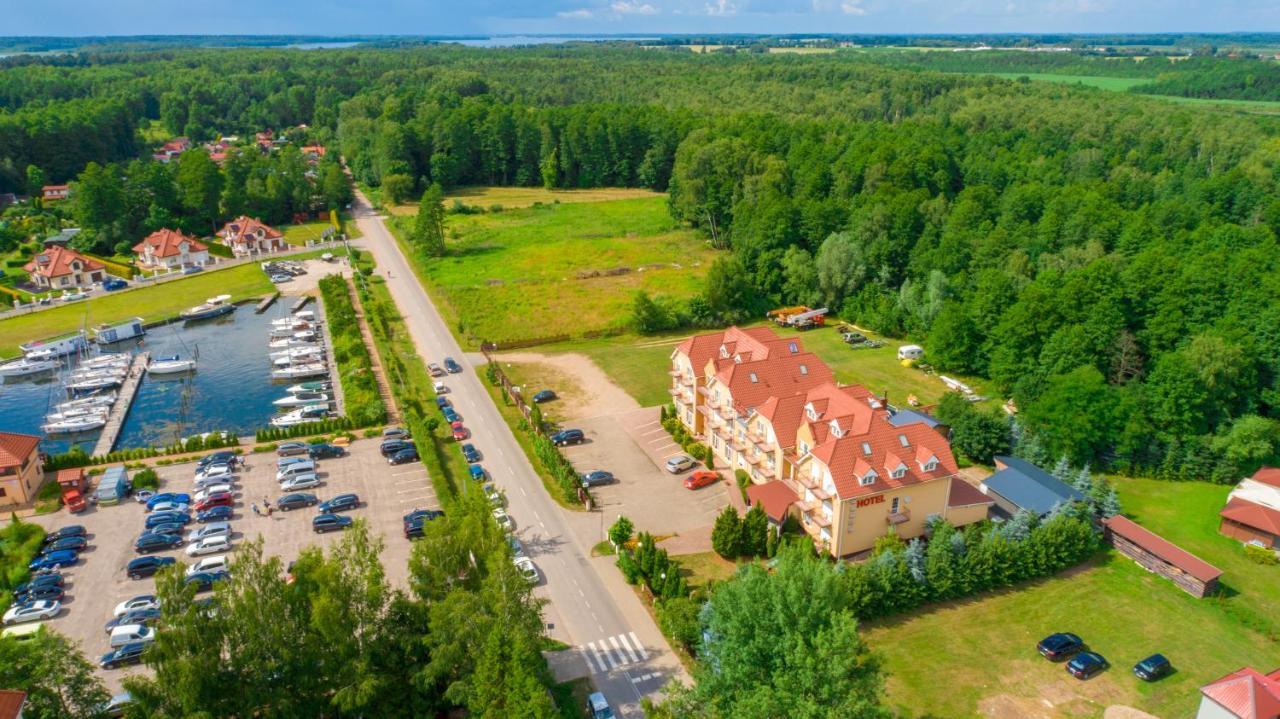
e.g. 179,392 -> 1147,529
581,632 -> 649,673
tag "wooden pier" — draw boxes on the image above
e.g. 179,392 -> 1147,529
254,292 -> 279,314
290,295 -> 313,314
92,352 -> 150,456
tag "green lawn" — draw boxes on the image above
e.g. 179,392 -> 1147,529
388,196 -> 715,347
984,72 -> 1149,91
0,263 -> 273,358
282,220 -> 350,246
864,553 -> 1280,719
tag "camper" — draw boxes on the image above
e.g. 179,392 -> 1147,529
95,466 -> 131,506
897,344 -> 924,361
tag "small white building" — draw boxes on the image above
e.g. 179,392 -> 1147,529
897,344 -> 924,361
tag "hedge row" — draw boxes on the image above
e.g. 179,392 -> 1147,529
43,432 -> 240,471
659,404 -> 713,469
317,275 -> 386,428
255,417 -> 353,443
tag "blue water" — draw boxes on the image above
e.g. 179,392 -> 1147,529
454,35 -> 657,47
0,302 -> 320,454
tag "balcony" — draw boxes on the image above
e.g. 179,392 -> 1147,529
805,510 -> 831,528
886,509 -> 911,525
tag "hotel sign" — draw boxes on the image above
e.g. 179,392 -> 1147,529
855,495 -> 885,508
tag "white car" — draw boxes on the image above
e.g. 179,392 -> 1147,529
514,557 -> 539,584
109,624 -> 156,648
113,596 -> 159,618
276,461 -> 316,482
194,475 -> 236,492
186,522 -> 231,544
483,483 -> 505,507
3,600 -> 60,625
186,555 -> 230,577
279,474 -> 321,492
185,536 -> 232,557
433,381 -> 448,394
194,484 -> 233,502
194,464 -> 233,482
492,508 -> 514,533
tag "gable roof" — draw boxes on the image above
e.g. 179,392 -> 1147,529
746,481 -> 799,523
219,216 -> 283,243
715,352 -> 833,414
0,431 -> 40,469
1221,497 -> 1280,536
754,393 -> 809,450
133,228 -> 208,258
1201,667 -> 1280,719
809,416 -> 957,500
23,245 -> 105,279
982,456 -> 1084,514
1103,515 -> 1222,583
1251,467 -> 1280,490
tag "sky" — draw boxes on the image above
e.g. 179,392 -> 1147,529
4,0 -> 1279,37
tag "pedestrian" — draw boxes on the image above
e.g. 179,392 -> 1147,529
251,503 -> 260,517
267,505 -> 274,518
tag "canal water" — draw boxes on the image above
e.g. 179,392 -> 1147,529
0,302 -> 319,454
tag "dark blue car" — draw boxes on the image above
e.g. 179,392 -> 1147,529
461,444 -> 480,463
185,570 -> 229,592
1133,654 -> 1171,681
14,574 -> 64,595
42,525 -> 85,543
145,511 -> 192,528
134,533 -> 182,554
308,444 -> 345,460
102,278 -> 129,292
435,396 -> 450,409
41,536 -> 88,554
100,642 -> 147,669
312,514 -> 354,533
318,493 -> 360,513
469,464 -> 486,481
146,522 -> 185,536
389,447 -> 419,465
196,505 -> 234,523
15,584 -> 65,603
1037,633 -> 1084,661
147,494 -> 192,511
1067,652 -> 1108,680
29,550 -> 78,571
126,556 -> 176,580
443,357 -> 462,373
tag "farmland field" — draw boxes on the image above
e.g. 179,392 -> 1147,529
383,186 -> 665,216
388,195 -> 716,346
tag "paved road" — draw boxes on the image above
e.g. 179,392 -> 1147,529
350,194 -> 684,717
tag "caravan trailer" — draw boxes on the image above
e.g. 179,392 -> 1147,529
897,344 -> 924,361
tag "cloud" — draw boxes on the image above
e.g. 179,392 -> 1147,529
612,0 -> 659,13
840,0 -> 866,13
704,0 -> 737,15
556,7 -> 594,17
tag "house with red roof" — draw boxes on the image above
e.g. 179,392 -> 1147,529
0,690 -> 26,719
0,431 -> 45,509
1219,467 -> 1280,550
23,245 -> 106,289
217,216 -> 286,257
1198,665 -> 1280,719
133,228 -> 210,271
41,184 -> 69,202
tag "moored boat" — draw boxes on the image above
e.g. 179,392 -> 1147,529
148,356 -> 196,374
268,346 -> 325,362
0,357 -> 59,377
22,332 -> 88,361
66,375 -> 124,392
273,392 -> 330,407
180,295 -> 235,321
42,414 -> 107,434
57,393 -> 117,411
267,337 -> 319,349
271,363 -> 328,380
285,381 -> 330,394
94,318 -> 146,345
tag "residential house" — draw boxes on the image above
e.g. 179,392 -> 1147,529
1219,467 -> 1280,549
218,216 -> 286,257
0,431 -> 45,509
980,456 -> 1084,517
133,228 -> 210,270
41,185 -> 69,202
1197,666 -> 1280,719
23,245 -> 106,290
301,145 -> 326,163
153,137 -> 191,163
0,690 -> 25,719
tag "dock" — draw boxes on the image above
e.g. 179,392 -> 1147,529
291,295 -> 313,314
92,352 -> 149,457
255,292 -> 279,314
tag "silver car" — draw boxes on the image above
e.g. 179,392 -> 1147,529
186,522 -> 231,544
665,454 -> 696,473
280,473 -> 321,492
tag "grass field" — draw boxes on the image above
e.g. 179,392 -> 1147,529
984,72 -> 1149,91
388,195 -> 716,346
383,186 -> 665,216
864,552 -> 1280,719
0,262 -> 273,358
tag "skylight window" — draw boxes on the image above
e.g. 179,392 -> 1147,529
861,442 -> 872,456
898,434 -> 909,448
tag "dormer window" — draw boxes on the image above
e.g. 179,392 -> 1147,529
860,470 -> 877,486
918,455 -> 938,472
861,442 -> 872,456
805,406 -> 817,421
868,397 -> 881,409
828,420 -> 842,438
890,464 -> 907,479
733,354 -> 742,364
719,345 -> 729,358
898,434 -> 909,448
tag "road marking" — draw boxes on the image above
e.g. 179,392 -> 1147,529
581,647 -> 603,674
587,641 -> 614,671
628,632 -> 649,660
391,470 -> 425,477
519,487 -> 527,497
640,427 -> 666,437
396,487 -> 430,494
630,672 -> 660,684
616,633 -> 641,663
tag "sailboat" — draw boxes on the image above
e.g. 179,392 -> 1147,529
0,356 -> 59,377
285,381 -> 331,394
57,393 -> 117,411
268,346 -> 324,362
271,362 -> 328,380
42,413 -> 108,434
148,355 -> 197,374
273,392 -> 330,407
267,336 -> 319,349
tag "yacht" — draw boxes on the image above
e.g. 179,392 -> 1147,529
22,332 -> 88,361
66,374 -> 124,392
180,295 -> 235,321
78,354 -> 131,369
57,393 -> 117,411
268,346 -> 324,362
285,381 -> 330,394
42,414 -> 107,434
148,356 -> 197,374
267,337 -> 319,350
271,363 -> 328,380
273,392 -> 330,407
270,404 -> 331,428
0,356 -> 58,377
44,405 -> 109,423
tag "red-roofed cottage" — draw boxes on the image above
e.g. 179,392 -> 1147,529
133,228 -> 210,270
1198,666 -> 1280,719
23,245 -> 106,289
0,431 -> 44,509
41,184 -> 69,202
218,216 -> 286,257
1219,467 -> 1280,549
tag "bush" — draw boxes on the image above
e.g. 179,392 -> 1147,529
132,468 -> 160,491
656,596 -> 702,656
712,506 -> 742,559
1245,544 -> 1279,566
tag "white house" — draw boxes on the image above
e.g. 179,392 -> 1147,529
218,216 -> 286,257
132,228 -> 210,271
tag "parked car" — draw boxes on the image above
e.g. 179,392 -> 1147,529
390,447 -> 419,465
29,551 -> 78,571
380,439 -> 414,457
442,407 -> 459,423
148,500 -> 190,514
469,464 -> 486,481
14,584 -> 64,603
318,493 -> 360,513
308,444 -> 345,460
403,520 -> 427,540
186,522 -> 231,544
146,494 -> 191,512
269,273 -> 292,283
145,511 -> 192,529
580,470 -> 615,488
492,508 -> 514,532
684,470 -> 720,490
41,536 -> 88,554
435,396 -> 450,409
427,362 -> 445,377
433,382 -> 448,394
186,556 -> 230,578
1067,652 -> 1108,680
102,693 -> 134,718
194,474 -> 234,492
484,483 -> 505,507
108,624 -> 156,648
182,265 -> 204,275
514,556 -> 539,584
100,642 -> 147,669
280,474 -> 322,491
194,493 -> 234,512
1133,654 -> 1172,681
276,442 -> 310,457
403,509 -> 444,526
102,278 -> 129,291
186,536 -> 232,557
42,525 -> 85,542
1037,633 -> 1084,661
126,556 -> 175,580
507,535 -> 525,558
14,574 -> 64,595
194,484 -> 234,502
134,533 -> 183,554
196,505 -> 234,523
313,514 -> 353,534
194,464 -> 234,482
461,444 -> 480,463
277,456 -> 312,470
587,691 -> 615,719
550,429 -> 584,447
104,609 -> 161,633
113,595 -> 159,618
146,522 -> 186,537
277,493 -> 318,511
382,427 -> 411,440
443,357 -> 462,373
198,451 -> 238,468
532,389 -> 556,403
451,422 -> 468,441
185,570 -> 229,592
3,601 -> 61,625
665,454 -> 696,473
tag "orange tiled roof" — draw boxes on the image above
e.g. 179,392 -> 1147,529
746,481 -> 799,523
808,414 -> 956,500
1221,497 -> 1280,535
219,216 -> 283,243
0,431 -> 40,469
0,690 -> 25,719
23,245 -> 105,279
133,228 -> 208,258
1201,667 -> 1280,719
716,352 -> 833,414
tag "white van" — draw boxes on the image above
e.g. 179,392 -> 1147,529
276,460 -> 316,482
109,624 -> 156,648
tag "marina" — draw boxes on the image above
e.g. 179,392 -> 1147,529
90,352 -> 150,456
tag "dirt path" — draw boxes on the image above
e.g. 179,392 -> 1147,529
493,351 -> 640,420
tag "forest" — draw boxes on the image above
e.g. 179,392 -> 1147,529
3,44 -> 1280,483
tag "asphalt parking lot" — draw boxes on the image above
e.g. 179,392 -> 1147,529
561,407 -> 728,536
12,437 -> 439,691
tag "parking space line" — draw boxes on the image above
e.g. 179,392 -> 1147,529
390,470 -> 425,477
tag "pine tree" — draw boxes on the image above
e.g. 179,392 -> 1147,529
1072,465 -> 1094,494
740,505 -> 769,557
711,506 -> 742,559
905,539 -> 927,585
412,183 -> 447,257
1051,455 -> 1073,483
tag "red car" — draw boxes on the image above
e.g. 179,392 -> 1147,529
684,471 -> 720,490
451,421 -> 468,441
194,492 -> 234,512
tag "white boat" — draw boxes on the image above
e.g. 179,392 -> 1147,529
44,406 -> 109,423
66,375 -> 124,392
268,346 -> 324,362
68,366 -> 127,381
57,393 -> 117,411
94,318 -> 146,345
270,316 -> 315,329
78,354 -> 131,369
148,356 -> 196,374
22,332 -> 87,361
293,310 -> 316,322
270,407 -> 330,428
267,337 -> 319,350
0,357 -> 59,377
180,295 -> 235,321
285,381 -> 330,394
273,392 -> 330,407
268,325 -> 316,339
42,414 -> 107,434
271,363 -> 328,380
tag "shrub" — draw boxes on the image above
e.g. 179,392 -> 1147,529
1245,544 -> 1279,566
656,596 -> 702,656
132,468 -> 160,491
712,506 -> 742,559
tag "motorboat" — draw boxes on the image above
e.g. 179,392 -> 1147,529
78,354 -> 131,369
270,405 -> 331,428
293,310 -> 316,322
94,318 -> 145,345
148,356 -> 196,374
271,363 -> 328,380
273,392 -> 330,407
42,414 -> 107,434
57,393 -> 117,411
66,375 -> 124,392
44,405 -> 109,423
180,295 -> 235,321
268,346 -> 324,362
22,332 -> 88,361
0,356 -> 59,377
268,326 -> 315,340
267,337 -> 319,350
285,381 -> 330,394
270,316 -> 315,329
272,353 -> 326,368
